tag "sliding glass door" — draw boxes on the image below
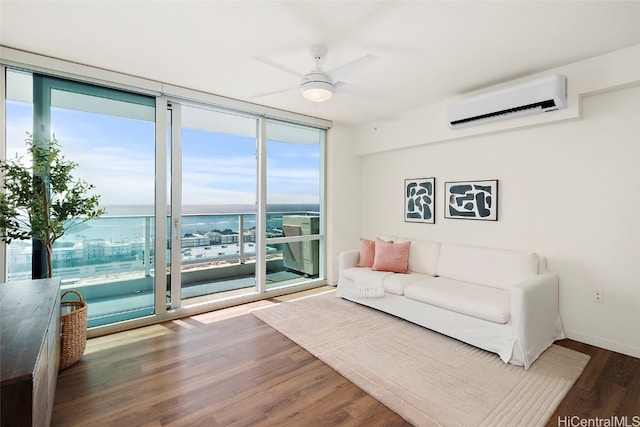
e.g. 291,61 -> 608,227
3,65 -> 326,331
170,104 -> 259,306
4,69 -> 157,327
167,107 -> 324,304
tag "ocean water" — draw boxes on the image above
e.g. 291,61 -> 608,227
60,204 -> 320,243
6,204 -> 320,281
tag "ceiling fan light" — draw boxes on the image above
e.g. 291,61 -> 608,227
301,81 -> 334,102
303,88 -> 333,102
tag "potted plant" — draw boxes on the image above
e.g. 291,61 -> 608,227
0,133 -> 105,278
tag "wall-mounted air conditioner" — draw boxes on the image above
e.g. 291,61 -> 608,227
448,74 -> 567,129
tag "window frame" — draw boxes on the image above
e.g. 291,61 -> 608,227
1,49 -> 329,336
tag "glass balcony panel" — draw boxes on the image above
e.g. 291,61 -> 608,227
54,214 -> 156,327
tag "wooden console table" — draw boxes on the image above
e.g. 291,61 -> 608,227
1,278 -> 61,427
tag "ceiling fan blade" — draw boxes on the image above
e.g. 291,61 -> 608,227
250,86 -> 299,99
254,55 -> 305,79
334,81 -> 386,98
327,54 -> 378,82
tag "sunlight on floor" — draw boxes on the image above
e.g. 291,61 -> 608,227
83,285 -> 336,353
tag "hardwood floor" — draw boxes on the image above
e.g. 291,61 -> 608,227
53,290 -> 639,427
546,340 -> 640,427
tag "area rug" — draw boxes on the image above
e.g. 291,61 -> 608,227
251,290 -> 590,427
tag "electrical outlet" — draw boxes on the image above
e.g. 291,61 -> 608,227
593,289 -> 604,303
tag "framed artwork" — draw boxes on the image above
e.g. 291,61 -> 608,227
445,179 -> 498,221
405,178 -> 435,224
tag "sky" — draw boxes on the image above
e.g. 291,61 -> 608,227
5,93 -> 321,211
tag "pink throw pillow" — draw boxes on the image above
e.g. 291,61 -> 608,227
372,239 -> 411,273
356,238 -> 376,267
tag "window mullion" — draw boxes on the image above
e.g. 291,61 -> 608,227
169,103 -> 182,308
154,97 -> 168,314
256,117 -> 267,293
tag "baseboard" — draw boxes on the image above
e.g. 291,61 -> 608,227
564,329 -> 640,359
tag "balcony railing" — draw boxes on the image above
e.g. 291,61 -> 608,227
5,210 -> 321,327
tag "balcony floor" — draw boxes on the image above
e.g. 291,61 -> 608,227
85,270 -> 309,327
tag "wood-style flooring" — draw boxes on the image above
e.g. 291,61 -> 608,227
52,289 -> 640,427
546,340 -> 640,427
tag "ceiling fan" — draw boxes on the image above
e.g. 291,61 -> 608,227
252,45 -> 384,103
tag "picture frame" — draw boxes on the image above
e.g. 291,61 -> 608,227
404,178 -> 435,224
444,179 -> 498,221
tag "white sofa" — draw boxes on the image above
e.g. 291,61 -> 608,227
337,238 -> 565,368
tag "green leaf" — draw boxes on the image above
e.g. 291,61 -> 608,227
1,133 -> 104,277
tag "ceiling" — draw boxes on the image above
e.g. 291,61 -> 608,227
1,1 -> 640,125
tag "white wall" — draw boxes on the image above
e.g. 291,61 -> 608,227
354,44 -> 640,155
325,124 -> 361,284
339,45 -> 640,358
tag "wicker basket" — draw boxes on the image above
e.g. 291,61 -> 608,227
59,290 -> 88,370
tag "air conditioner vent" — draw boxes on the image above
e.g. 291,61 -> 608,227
448,75 -> 567,129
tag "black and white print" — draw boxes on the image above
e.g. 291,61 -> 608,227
405,178 -> 435,224
445,179 -> 498,221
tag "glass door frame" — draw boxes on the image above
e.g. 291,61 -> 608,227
3,68 -> 160,326
162,99 -> 326,310
29,73 -> 158,281
0,65 -> 6,282
164,98 -> 264,308
155,96 -> 169,316
168,100 -> 181,310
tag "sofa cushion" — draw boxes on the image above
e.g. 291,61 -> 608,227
404,277 -> 510,324
382,272 -> 434,296
341,267 -> 432,296
436,243 -> 539,290
356,238 -> 376,267
372,239 -> 411,273
407,239 -> 440,276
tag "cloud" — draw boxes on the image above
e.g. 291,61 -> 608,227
5,102 -> 321,207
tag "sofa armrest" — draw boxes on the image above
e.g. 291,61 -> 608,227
510,272 -> 565,368
338,250 -> 360,272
